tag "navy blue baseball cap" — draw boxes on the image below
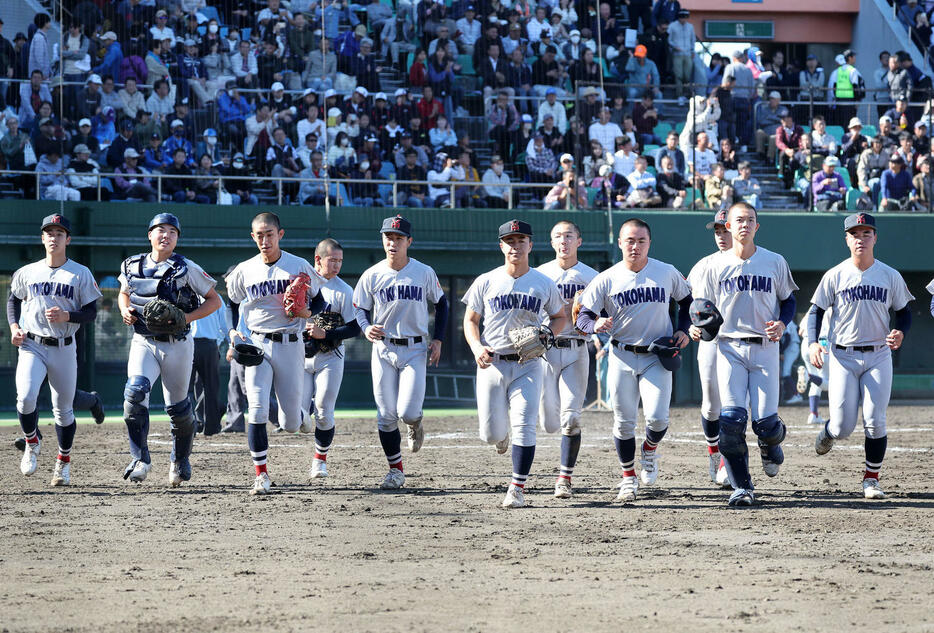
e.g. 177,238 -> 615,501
380,214 -> 411,237
844,212 -> 876,232
499,219 -> 533,239
149,212 -> 181,234
41,213 -> 71,234
705,209 -> 727,229
649,335 -> 683,371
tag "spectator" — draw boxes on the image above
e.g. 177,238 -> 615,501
28,13 -> 52,79
877,115 -> 900,149
430,115 -> 457,152
351,38 -> 382,93
17,70 -> 51,131
427,152 -> 466,208
588,107 -> 623,155
456,151 -> 486,207
872,51 -> 891,117
488,91 -> 520,158
394,131 -> 429,169
625,45 -> 660,100
397,148 -> 429,207
894,133 -> 916,175
298,150 -> 329,205
593,164 -> 630,208
656,155 -> 687,207
506,47 -> 534,115
712,75 -> 735,145
798,53 -> 826,106
883,99 -> 912,134
218,82 -> 252,149
910,157 -> 934,211
145,80 -> 175,127
246,101 -> 276,158
76,74 -> 103,123
408,48 -> 428,87
639,19 -> 669,81
64,144 -> 104,201
318,0 -> 360,42
724,50 -> 754,150
613,136 -> 638,178
92,31 -> 123,80
150,9 -> 176,45
231,39 -> 258,89
69,118 -> 100,157
417,85 -> 445,129
706,53 -> 726,92
668,9 -> 695,105
841,116 -> 869,182
886,52 -> 911,103
912,121 -> 929,157
426,49 -> 457,117
626,156 -> 662,207
482,154 -> 512,208
224,152 -> 259,204
657,131 -> 685,175
297,105 -> 326,152
704,163 -> 732,210
303,38 -> 336,92
545,168 -> 587,209
255,38 -> 285,90
526,133 -> 558,183
811,155 -> 847,211
679,95 -> 720,157
828,49 -> 863,127
193,153 -> 224,204
266,126 -> 301,198
336,24 -> 367,72
91,107 -> 117,148
145,38 -> 171,87
164,147 -> 205,203
37,147 -> 79,201
630,93 -> 660,147
688,131 -> 718,188
754,91 -> 784,158
569,47 -> 601,93
118,77 -> 146,120
532,45 -> 568,98
720,138 -> 738,174
579,87 -> 605,127
61,21 -> 89,111
456,5 -> 482,57
195,129 -> 222,164
98,75 -> 122,116
163,120 -> 196,167
583,138 -> 610,182
857,136 -> 891,204
810,115 -> 838,157
106,119 -> 141,169
143,133 -> 166,171
480,43 -> 512,101
732,161 -> 761,208
327,130 -> 357,174
344,87 -> 371,120
880,155 -> 912,210
776,110 -> 804,188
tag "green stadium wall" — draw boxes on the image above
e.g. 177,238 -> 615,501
1,202 -> 933,410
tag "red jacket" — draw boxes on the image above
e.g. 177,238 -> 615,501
417,97 -> 444,130
775,124 -> 804,152
409,61 -> 427,87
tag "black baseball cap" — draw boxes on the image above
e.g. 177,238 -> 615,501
705,209 -> 727,229
499,219 -> 533,239
844,212 -> 876,232
381,214 -> 411,237
41,213 -> 71,234
149,212 -> 181,235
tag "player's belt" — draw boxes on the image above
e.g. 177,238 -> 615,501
253,331 -> 299,343
554,338 -> 585,348
388,336 -> 423,346
26,332 -> 73,346
494,353 -> 521,362
148,333 -> 187,343
835,344 -> 878,353
611,340 -> 651,354
733,336 -> 763,345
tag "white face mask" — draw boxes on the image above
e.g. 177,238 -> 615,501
492,165 -> 503,175
523,123 -> 532,130
571,34 -> 580,44
209,24 -> 219,34
340,138 -> 349,147
207,136 -> 217,145
233,159 -> 244,168
360,161 -> 370,171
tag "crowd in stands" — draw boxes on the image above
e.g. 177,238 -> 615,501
0,2 -> 933,211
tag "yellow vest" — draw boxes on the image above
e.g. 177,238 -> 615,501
835,64 -> 855,99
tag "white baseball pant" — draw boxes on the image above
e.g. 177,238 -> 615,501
697,339 -> 720,421
127,333 -> 194,407
716,338 -> 780,419
245,334 -> 305,431
372,340 -> 427,431
477,357 -> 543,447
826,345 -> 891,440
302,347 -> 345,431
539,342 -> 589,435
607,346 -> 672,440
16,337 -> 77,425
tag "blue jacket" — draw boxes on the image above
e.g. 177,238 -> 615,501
218,91 -> 252,123
92,41 -> 123,79
880,168 -> 912,200
317,4 -> 359,40
162,135 -> 195,166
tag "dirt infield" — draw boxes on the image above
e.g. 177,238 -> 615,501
2,404 -> 934,633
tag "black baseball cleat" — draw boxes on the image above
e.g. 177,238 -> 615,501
14,437 -> 26,452
90,391 -> 105,424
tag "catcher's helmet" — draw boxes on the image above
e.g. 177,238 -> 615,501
149,212 -> 181,235
648,336 -> 682,372
689,298 -> 723,341
232,342 -> 264,367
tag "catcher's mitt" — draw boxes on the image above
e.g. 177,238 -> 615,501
310,311 -> 345,354
142,298 -> 187,336
283,272 -> 311,318
508,325 -> 555,363
570,289 -> 585,334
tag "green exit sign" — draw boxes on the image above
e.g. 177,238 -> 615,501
705,20 -> 774,39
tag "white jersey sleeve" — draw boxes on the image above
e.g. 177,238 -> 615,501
926,278 -> 934,295
687,252 -> 719,299
462,266 -> 563,354
226,251 -> 321,334
11,259 -> 102,338
321,276 -> 356,323
535,260 -> 599,339
352,258 -> 442,339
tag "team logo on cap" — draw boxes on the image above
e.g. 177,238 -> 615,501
52,214 -> 63,224
510,221 -> 520,232
716,210 -> 727,222
391,216 -> 402,229
857,213 -> 868,224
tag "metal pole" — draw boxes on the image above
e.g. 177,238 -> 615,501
157,173 -> 162,200
277,177 -> 283,205
392,180 -> 398,207
97,172 -> 101,201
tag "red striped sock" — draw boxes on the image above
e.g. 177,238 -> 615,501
642,440 -> 658,452
390,460 -> 403,472
255,464 -> 268,476
313,453 -> 327,461
623,469 -> 636,478
864,470 -> 879,480
707,445 -> 719,455
57,454 -> 70,463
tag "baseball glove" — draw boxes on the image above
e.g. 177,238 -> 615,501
310,311 -> 345,354
283,272 -> 311,318
508,325 -> 555,363
142,298 -> 187,336
570,289 -> 585,334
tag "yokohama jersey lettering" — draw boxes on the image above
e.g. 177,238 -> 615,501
487,293 -> 542,314
838,284 -> 887,304
719,275 -> 773,294
29,281 -> 75,300
612,286 -> 667,307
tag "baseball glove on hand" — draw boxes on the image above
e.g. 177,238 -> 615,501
508,325 -> 555,363
142,298 -> 187,336
283,272 -> 311,318
570,289 -> 585,334
311,311 -> 345,354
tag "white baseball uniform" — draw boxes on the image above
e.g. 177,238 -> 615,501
12,259 -> 101,426
302,274 -> 356,432
687,251 -> 723,422
811,259 -> 913,440
578,257 -> 691,441
226,251 -> 324,431
352,258 -> 443,432
800,307 -> 831,399
463,266 -> 564,448
535,259 -> 598,435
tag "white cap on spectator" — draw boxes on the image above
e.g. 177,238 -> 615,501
361,37 -> 373,47
302,87 -> 314,97
74,144 -> 90,154
768,90 -> 781,100
124,148 -> 140,158
347,112 -> 358,121
87,74 -> 102,85
824,155 -> 839,166
101,31 -> 117,41
355,86 -> 368,97
569,29 -> 580,37
521,114 -> 532,122
271,81 -> 284,91
848,117 -> 862,129
394,88 -> 406,97
170,119 -> 184,128
375,92 -> 387,101
324,88 -> 337,98
560,153 -> 573,163
915,120 -> 928,129
184,38 -> 197,47
78,118 -> 92,127
156,8 -> 167,17
327,107 -> 342,117
599,164 -> 612,177
879,115 -> 893,124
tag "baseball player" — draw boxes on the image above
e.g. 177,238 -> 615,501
810,213 -> 913,500
13,388 -> 105,452
226,212 -> 325,495
463,220 -> 566,508
119,213 -> 221,487
353,215 -> 447,490
300,238 -> 361,479
685,210 -> 731,487
690,202 -> 798,507
8,214 -> 101,486
797,311 -> 831,425
535,220 -> 597,499
576,218 -> 692,503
